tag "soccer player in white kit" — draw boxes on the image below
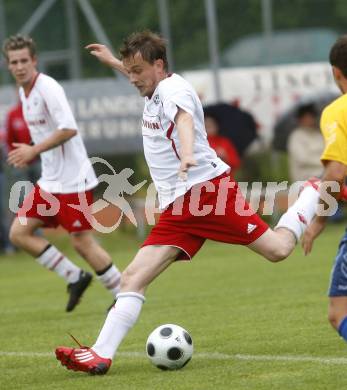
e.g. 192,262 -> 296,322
55,31 -> 321,374
3,35 -> 121,312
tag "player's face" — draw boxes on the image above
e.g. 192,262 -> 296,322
123,52 -> 165,97
7,48 -> 37,88
204,116 -> 219,136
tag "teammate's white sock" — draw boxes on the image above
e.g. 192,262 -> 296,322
96,264 -> 121,299
92,292 -> 145,359
275,186 -> 320,241
36,245 -> 80,284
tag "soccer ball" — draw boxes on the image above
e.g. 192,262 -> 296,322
146,324 -> 193,370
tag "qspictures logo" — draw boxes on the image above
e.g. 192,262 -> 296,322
8,157 -> 341,233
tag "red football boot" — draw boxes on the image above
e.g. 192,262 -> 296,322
55,335 -> 111,375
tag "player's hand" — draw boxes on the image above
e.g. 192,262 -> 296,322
178,156 -> 197,181
85,43 -> 118,67
301,217 -> 326,255
7,143 -> 37,168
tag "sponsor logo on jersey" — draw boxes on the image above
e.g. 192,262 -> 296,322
28,118 -> 46,126
142,119 -> 160,130
153,94 -> 160,105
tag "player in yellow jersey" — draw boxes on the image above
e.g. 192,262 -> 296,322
302,35 -> 347,342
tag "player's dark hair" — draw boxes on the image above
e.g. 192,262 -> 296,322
329,35 -> 347,78
120,30 -> 168,71
2,34 -> 37,60
296,103 -> 317,119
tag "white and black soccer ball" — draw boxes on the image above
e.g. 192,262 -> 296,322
146,324 -> 193,370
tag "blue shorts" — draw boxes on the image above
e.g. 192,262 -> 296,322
328,229 -> 347,297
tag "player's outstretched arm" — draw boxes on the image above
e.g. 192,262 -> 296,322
302,216 -> 327,255
85,44 -> 129,78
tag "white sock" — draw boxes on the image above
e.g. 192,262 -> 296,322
92,292 -> 145,359
96,264 -> 121,299
275,186 -> 320,241
36,245 -> 81,284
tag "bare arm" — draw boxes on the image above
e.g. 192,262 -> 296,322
8,129 -> 76,168
85,44 -> 129,78
302,160 -> 346,254
34,128 -> 77,153
175,108 -> 197,180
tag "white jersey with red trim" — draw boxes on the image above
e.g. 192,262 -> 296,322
19,73 -> 97,194
142,73 -> 229,209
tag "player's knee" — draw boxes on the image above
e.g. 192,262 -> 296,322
328,313 -> 338,329
120,267 -> 136,290
328,311 -> 340,330
9,224 -> 23,247
71,234 -> 90,257
266,246 -> 290,262
328,306 -> 345,331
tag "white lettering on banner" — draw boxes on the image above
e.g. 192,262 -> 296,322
183,62 -> 339,144
77,118 -> 142,140
76,95 -> 143,119
0,64 -> 338,147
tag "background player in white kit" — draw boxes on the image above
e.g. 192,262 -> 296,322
3,35 -> 121,312
55,31 -> 322,374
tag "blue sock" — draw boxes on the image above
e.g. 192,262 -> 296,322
338,316 -> 347,341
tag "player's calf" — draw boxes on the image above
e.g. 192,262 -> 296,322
248,228 -> 295,262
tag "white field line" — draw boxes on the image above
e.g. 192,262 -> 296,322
0,351 -> 347,365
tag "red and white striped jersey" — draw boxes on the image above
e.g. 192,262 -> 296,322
142,73 -> 229,209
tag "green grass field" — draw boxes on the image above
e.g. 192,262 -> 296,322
1,224 -> 347,390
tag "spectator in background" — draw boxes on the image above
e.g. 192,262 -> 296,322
287,103 -> 324,182
203,102 -> 258,158
5,99 -> 41,201
204,113 -> 241,174
288,103 -> 343,222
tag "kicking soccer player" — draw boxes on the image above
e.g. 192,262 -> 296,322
3,35 -> 121,312
55,31 -> 320,374
301,36 -> 347,343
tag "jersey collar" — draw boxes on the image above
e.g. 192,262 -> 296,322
24,72 -> 40,98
